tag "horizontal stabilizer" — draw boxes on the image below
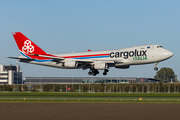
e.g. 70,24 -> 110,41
7,57 -> 35,61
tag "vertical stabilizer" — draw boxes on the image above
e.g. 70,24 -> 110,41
12,32 -> 47,55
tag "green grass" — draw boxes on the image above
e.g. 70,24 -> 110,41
0,92 -> 180,96
0,99 -> 180,103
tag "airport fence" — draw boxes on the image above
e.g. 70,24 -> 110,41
0,82 -> 180,93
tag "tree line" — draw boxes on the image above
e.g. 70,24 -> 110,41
154,67 -> 178,82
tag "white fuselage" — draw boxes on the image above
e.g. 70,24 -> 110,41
25,45 -> 173,69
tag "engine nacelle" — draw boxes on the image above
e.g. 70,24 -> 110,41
63,61 -> 78,68
94,63 -> 108,70
115,65 -> 130,69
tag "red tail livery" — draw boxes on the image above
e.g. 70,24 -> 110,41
13,32 -> 47,55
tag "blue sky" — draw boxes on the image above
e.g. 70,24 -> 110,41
0,0 -> 179,80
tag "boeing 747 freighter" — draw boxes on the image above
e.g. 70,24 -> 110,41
9,32 -> 173,76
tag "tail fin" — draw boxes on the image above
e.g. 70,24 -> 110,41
12,32 -> 47,56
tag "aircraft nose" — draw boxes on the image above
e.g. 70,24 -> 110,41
168,51 -> 174,57
162,50 -> 174,59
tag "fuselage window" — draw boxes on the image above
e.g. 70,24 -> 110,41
157,46 -> 163,48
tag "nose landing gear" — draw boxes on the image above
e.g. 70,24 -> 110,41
154,62 -> 159,71
154,67 -> 158,71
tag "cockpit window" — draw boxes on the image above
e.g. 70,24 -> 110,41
157,46 -> 163,48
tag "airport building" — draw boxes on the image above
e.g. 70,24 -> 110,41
0,65 -> 23,85
25,77 -> 161,84
0,64 -> 164,85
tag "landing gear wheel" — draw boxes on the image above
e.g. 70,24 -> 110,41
103,69 -> 109,75
88,72 -> 92,75
88,69 -> 99,76
154,67 -> 158,71
92,72 -> 96,76
154,62 -> 159,71
94,70 -> 99,74
103,72 -> 107,75
105,69 -> 109,72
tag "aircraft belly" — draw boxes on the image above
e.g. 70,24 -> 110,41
27,61 -> 61,68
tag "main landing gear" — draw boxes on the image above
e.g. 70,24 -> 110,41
88,69 -> 109,76
88,69 -> 99,76
154,62 -> 159,71
103,69 -> 109,75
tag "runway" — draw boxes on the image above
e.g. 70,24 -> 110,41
0,103 -> 180,120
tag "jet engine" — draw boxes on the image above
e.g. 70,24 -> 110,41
63,61 -> 78,68
94,63 -> 108,70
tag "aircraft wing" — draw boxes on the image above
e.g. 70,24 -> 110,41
7,57 -> 35,61
30,54 -> 65,60
8,55 -> 123,64
29,54 -> 125,64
